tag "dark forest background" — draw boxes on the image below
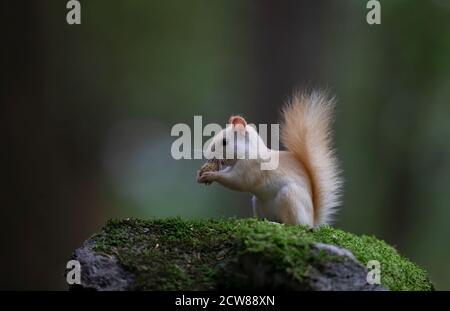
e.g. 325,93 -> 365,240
2,0 -> 450,289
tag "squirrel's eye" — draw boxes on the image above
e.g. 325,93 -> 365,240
222,138 -> 227,146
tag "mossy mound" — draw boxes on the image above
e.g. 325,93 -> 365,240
74,218 -> 433,291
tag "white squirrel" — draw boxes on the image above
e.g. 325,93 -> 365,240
197,91 -> 342,227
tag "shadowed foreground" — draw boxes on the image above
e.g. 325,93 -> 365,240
68,218 -> 433,291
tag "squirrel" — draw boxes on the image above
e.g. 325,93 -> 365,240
197,91 -> 342,227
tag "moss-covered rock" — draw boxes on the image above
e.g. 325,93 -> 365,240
69,218 -> 433,291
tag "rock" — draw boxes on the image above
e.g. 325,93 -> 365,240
301,243 -> 385,290
67,241 -> 135,291
68,218 -> 433,291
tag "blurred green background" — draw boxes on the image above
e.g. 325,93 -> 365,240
3,0 -> 450,290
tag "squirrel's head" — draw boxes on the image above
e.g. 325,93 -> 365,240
204,115 -> 268,166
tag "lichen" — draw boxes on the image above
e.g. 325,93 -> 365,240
90,218 -> 433,291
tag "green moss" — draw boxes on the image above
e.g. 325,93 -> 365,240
310,226 -> 434,291
90,218 -> 433,291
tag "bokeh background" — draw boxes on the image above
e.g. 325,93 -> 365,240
3,0 -> 450,290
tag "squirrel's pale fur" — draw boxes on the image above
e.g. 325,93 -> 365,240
198,90 -> 342,227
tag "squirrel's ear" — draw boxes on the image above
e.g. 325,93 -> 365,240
229,115 -> 247,128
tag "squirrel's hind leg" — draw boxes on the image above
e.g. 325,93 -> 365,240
251,195 -> 282,224
275,185 -> 314,227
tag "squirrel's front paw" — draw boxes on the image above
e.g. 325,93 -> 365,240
197,171 -> 219,185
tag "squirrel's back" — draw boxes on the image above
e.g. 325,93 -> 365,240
280,91 -> 342,226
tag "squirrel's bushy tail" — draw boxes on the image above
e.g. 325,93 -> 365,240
281,91 -> 342,226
